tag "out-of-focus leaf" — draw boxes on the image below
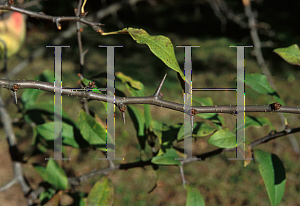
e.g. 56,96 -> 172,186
186,185 -> 205,206
86,177 -> 114,206
274,44 -> 300,66
34,159 -> 68,190
152,148 -> 181,166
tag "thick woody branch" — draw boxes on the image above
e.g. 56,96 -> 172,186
1,79 -> 300,114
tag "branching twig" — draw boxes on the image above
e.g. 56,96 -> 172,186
0,3 -> 104,32
242,0 -> 300,154
68,126 -> 300,186
0,95 -> 30,195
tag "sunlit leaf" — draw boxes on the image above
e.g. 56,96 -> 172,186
254,150 -> 286,206
152,148 -> 181,166
274,44 -> 300,66
245,73 -> 284,105
208,129 -> 236,148
103,28 -> 184,80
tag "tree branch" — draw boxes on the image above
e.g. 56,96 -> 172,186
0,3 -> 103,32
1,79 -> 300,114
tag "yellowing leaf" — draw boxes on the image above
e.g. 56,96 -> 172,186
115,71 -> 142,90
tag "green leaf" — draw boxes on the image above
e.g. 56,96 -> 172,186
144,104 -> 152,129
177,122 -> 215,140
39,188 -> 56,205
115,72 -> 152,129
273,44 -> 300,66
106,28 -> 184,80
186,185 -> 205,206
24,103 -> 77,126
245,116 -> 273,129
208,129 -> 236,148
86,177 -> 114,206
78,110 -> 112,151
115,71 -> 142,90
193,96 -> 213,106
22,89 -> 43,109
36,122 -> 79,148
128,105 -> 146,151
152,148 -> 181,166
34,159 -> 68,190
254,150 -> 286,206
245,73 -> 283,105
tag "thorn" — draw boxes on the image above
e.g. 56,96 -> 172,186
55,19 -> 62,30
12,84 -> 20,104
13,90 -> 17,104
117,103 -> 126,125
122,112 -> 125,125
153,73 -> 167,98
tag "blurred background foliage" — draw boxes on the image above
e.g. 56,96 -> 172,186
1,0 -> 300,205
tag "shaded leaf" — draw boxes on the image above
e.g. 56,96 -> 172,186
128,105 -> 146,151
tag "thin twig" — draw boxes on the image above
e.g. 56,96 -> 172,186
0,95 -> 31,194
68,126 -> 300,186
243,0 -> 300,154
0,4 -> 104,31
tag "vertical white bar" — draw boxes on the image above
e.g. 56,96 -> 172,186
46,46 -> 70,161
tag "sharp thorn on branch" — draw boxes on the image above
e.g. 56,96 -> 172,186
153,73 -> 167,98
122,112 -> 125,125
116,103 -> 126,125
13,91 -> 17,104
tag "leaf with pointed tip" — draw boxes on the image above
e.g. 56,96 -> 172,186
186,185 -> 205,206
34,159 -> 68,190
105,28 -> 184,80
245,73 -> 284,105
254,150 -> 286,206
208,129 -> 236,148
152,148 -> 181,166
274,44 -> 300,66
78,110 -> 112,151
